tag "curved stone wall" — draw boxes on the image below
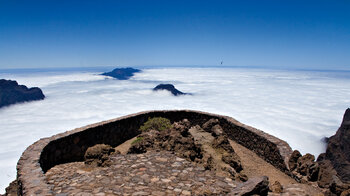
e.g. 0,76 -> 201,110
16,110 -> 293,195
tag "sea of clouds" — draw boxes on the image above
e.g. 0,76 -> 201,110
0,67 -> 349,193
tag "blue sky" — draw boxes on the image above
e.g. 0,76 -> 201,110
0,0 -> 349,70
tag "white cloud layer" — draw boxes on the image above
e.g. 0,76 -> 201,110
0,67 -> 349,193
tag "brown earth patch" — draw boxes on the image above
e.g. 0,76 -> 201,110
229,139 -> 296,185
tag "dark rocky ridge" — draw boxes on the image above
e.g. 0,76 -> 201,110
287,108 -> 350,195
101,67 -> 141,80
153,84 -> 191,96
324,108 -> 350,182
0,79 -> 45,108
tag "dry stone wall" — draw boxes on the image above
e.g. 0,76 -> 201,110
16,110 -> 293,195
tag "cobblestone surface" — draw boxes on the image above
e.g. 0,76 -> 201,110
46,151 -> 239,195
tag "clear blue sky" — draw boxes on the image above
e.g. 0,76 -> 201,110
0,0 -> 349,70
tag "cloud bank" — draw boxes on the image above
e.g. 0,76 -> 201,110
0,67 -> 349,193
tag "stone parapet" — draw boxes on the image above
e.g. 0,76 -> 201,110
16,110 -> 293,195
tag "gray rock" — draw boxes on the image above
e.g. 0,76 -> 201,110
297,153 -> 315,176
231,176 -> 269,196
211,124 -> 224,136
202,119 -> 219,132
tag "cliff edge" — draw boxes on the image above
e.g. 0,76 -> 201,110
325,108 -> 350,182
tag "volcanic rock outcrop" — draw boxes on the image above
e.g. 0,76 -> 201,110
0,79 -> 45,108
288,108 -> 350,195
153,84 -> 190,96
128,117 -> 245,181
311,108 -> 350,195
288,150 -> 320,183
325,108 -> 350,182
101,67 -> 141,80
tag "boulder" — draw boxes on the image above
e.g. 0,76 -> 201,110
0,79 -> 45,108
288,150 -> 302,171
202,118 -> 219,132
222,166 -> 237,178
325,108 -> 350,182
296,153 -> 315,176
270,181 -> 283,193
330,175 -> 350,196
84,144 -> 115,167
153,84 -> 190,96
289,151 -> 320,183
307,162 -> 320,181
212,135 -> 235,154
232,176 -> 269,196
222,153 -> 243,172
237,172 -> 249,182
128,135 -> 153,154
211,124 -> 224,136
173,119 -> 191,136
101,67 -> 141,80
317,160 -> 337,188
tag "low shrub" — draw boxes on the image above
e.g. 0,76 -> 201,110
131,137 -> 144,145
140,117 -> 172,132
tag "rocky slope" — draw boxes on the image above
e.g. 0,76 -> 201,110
0,79 -> 45,108
101,67 -> 141,80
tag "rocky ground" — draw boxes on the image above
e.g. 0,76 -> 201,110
46,151 -> 241,195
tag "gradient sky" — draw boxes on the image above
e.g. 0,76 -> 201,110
0,0 -> 349,70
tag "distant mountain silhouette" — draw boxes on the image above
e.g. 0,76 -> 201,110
153,84 -> 191,96
101,67 -> 141,80
0,79 -> 45,108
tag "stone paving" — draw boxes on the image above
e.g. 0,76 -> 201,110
46,151 -> 239,195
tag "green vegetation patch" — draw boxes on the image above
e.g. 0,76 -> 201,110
131,137 -> 144,145
140,117 -> 172,132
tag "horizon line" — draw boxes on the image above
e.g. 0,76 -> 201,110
0,65 -> 350,73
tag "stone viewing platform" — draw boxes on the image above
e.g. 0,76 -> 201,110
7,110 -> 344,195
